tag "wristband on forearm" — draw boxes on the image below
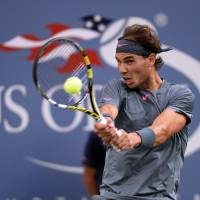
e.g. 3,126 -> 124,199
136,127 -> 156,148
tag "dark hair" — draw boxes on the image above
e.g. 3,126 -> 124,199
122,24 -> 164,69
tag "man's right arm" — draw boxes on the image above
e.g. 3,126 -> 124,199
100,104 -> 119,120
94,104 -> 119,145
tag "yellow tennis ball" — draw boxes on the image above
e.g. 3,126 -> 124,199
63,77 -> 83,94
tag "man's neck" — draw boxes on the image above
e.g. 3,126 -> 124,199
141,72 -> 162,90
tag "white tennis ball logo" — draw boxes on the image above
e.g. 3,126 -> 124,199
63,77 -> 83,94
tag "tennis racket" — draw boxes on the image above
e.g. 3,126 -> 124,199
32,37 -> 121,150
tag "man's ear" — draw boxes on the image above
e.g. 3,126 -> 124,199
148,53 -> 156,66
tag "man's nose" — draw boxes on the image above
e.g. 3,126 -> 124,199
118,63 -> 127,74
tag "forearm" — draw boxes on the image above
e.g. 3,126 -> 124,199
83,167 -> 99,195
134,125 -> 170,148
149,124 -> 171,146
99,104 -> 118,120
120,108 -> 188,150
84,179 -> 99,195
98,107 -> 187,150
146,108 -> 187,146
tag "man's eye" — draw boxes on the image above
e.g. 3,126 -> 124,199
116,60 -> 121,65
125,60 -> 134,65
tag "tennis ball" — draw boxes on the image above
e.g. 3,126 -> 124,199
63,77 -> 83,94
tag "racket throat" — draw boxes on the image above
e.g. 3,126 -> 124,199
67,105 -> 100,121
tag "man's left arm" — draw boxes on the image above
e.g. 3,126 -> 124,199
111,86 -> 195,150
150,85 -> 195,146
149,108 -> 187,146
111,108 -> 189,150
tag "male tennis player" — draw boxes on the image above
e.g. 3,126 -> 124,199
94,24 -> 195,200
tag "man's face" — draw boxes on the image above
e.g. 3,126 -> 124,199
115,52 -> 154,89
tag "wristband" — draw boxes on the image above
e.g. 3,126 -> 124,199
101,113 -> 114,121
136,127 -> 155,148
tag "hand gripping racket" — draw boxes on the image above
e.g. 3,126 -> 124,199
32,37 -> 121,150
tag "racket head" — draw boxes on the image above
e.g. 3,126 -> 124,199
32,37 -> 102,120
32,38 -> 91,106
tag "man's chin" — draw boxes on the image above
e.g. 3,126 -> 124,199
125,82 -> 138,89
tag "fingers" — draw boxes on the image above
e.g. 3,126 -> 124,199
95,118 -> 137,151
95,116 -> 113,130
110,129 -> 123,147
110,130 -> 136,150
94,117 -> 115,145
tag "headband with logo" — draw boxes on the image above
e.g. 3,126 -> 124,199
116,38 -> 172,56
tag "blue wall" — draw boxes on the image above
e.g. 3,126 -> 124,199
0,1 -> 200,199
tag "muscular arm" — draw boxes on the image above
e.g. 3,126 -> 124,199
110,108 -> 188,150
150,108 -> 187,146
100,104 -> 119,119
94,104 -> 119,145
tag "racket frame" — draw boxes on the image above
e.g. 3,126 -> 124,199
32,37 -> 103,122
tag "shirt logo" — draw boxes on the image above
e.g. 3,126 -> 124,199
103,97 -> 113,101
141,94 -> 150,101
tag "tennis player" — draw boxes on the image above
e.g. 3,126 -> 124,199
93,24 -> 195,200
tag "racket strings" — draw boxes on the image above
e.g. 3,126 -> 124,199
71,64 -> 89,92
36,40 -> 89,106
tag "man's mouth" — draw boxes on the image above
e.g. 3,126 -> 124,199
122,77 -> 133,85
122,77 -> 131,81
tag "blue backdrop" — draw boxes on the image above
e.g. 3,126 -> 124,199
0,1 -> 200,200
